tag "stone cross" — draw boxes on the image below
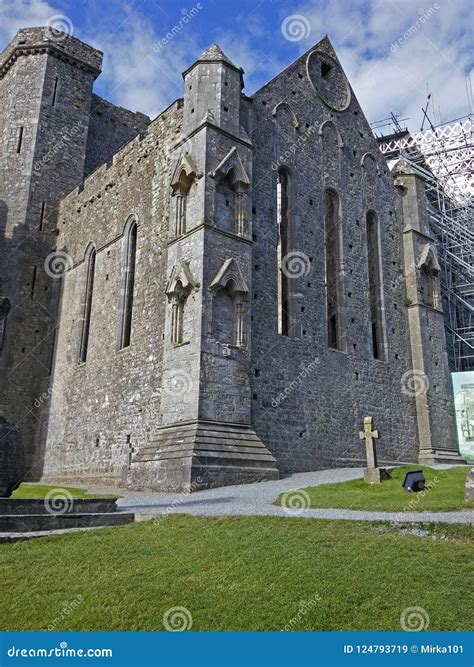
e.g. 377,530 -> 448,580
359,416 -> 379,469
359,416 -> 389,484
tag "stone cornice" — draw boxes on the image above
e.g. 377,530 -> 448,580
0,42 -> 102,80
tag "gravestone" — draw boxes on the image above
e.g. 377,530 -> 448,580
0,416 -> 25,497
465,468 -> 474,503
359,416 -> 390,484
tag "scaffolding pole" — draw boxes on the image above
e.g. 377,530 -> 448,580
377,115 -> 473,372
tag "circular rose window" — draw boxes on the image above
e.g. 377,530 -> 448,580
306,50 -> 351,112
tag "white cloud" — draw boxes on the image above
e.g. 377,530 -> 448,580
1,0 -> 471,129
284,0 -> 473,131
0,0 -> 60,45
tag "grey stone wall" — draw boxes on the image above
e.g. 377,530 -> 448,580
1,29 -> 459,486
84,94 -> 150,177
248,39 -> 420,471
43,103 -> 182,481
0,29 -> 156,479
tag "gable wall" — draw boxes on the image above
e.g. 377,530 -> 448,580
248,42 -> 419,471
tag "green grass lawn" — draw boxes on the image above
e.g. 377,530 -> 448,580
10,484 -> 114,499
275,466 -> 473,512
0,515 -> 472,631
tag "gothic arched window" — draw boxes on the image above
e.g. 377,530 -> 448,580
212,279 -> 246,347
277,168 -> 292,336
78,245 -> 96,363
366,211 -> 386,360
418,245 -> 441,310
324,189 -> 344,350
174,169 -> 192,237
118,218 -> 137,349
170,280 -> 185,345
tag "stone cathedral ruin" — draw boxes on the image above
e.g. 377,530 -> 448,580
0,28 -> 464,492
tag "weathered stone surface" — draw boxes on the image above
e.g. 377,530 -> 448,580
363,467 -> 390,484
0,28 -> 464,492
359,416 -> 390,484
0,417 -> 25,497
465,468 -> 474,503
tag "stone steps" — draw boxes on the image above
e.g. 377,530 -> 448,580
0,496 -> 135,534
0,497 -> 119,515
0,511 -> 134,532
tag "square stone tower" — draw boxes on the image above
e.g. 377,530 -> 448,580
127,46 -> 279,491
0,28 -> 102,477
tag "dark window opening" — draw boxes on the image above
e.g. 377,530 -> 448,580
39,201 -> 46,231
321,61 -> 332,79
52,76 -> 59,106
30,267 -> 37,298
119,222 -> 137,349
367,211 -> 386,360
324,189 -> 344,350
79,248 -> 96,363
16,126 -> 24,153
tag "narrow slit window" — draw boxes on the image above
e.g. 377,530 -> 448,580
79,248 -> 96,363
119,221 -> 137,349
39,201 -> 46,231
52,77 -> 59,107
30,267 -> 37,298
16,126 -> 24,153
366,211 -> 386,360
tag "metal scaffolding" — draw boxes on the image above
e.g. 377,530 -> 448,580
376,115 -> 473,371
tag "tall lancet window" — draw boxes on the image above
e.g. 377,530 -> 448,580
366,211 -> 386,360
79,246 -> 96,363
324,189 -> 344,350
170,281 -> 185,345
119,219 -> 138,349
277,168 -> 291,336
174,170 -> 192,237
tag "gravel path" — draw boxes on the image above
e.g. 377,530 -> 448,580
77,467 -> 474,525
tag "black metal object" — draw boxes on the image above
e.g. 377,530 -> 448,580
402,470 -> 426,492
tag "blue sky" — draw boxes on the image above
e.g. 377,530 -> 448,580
1,0 -> 473,132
